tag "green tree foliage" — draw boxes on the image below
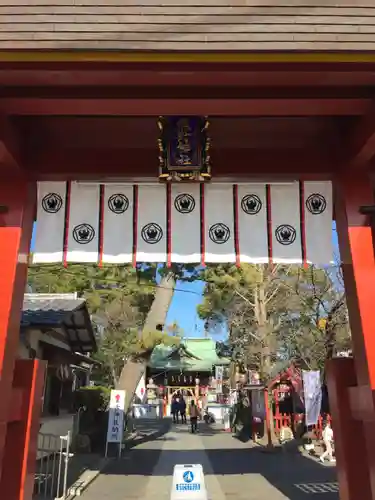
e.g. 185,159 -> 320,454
278,265 -> 351,371
198,264 -> 296,378
28,263 -> 155,316
198,263 -> 351,379
92,328 -> 179,388
27,263 -> 179,386
92,295 -> 179,387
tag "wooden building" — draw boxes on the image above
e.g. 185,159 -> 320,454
147,338 -> 230,406
20,293 -> 97,420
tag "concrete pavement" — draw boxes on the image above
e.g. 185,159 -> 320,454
78,419 -> 339,500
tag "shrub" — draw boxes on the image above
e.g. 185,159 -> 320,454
73,386 -> 111,413
73,387 -> 111,451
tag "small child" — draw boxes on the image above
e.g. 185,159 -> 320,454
320,422 -> 335,463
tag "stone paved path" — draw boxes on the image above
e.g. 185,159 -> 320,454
79,419 -> 339,500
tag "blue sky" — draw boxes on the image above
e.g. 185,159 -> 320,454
31,224 -> 36,248
165,279 -> 207,338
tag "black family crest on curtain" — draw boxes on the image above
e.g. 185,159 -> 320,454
157,116 -> 211,181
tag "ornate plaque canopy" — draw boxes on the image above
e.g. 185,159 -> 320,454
157,116 -> 211,182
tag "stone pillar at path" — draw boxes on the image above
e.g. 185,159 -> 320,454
0,180 -> 46,500
328,174 -> 375,500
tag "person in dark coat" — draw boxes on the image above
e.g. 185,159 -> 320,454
171,396 -> 179,423
179,397 -> 187,424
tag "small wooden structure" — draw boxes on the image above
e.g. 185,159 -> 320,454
20,293 -> 97,416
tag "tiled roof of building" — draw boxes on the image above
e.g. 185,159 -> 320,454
0,2 -> 375,52
21,293 -> 96,353
22,293 -> 85,326
149,338 -> 230,371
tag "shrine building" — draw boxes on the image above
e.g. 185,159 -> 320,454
147,338 -> 230,407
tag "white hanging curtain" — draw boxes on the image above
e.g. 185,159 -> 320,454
302,370 -> 323,426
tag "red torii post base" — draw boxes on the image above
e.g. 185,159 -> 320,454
0,180 -> 46,500
327,174 -> 375,500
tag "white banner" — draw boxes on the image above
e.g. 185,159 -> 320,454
66,183 -> 100,263
204,184 -> 236,263
106,390 -> 126,444
302,370 -> 322,426
136,185 -> 167,263
33,182 -> 67,264
270,183 -> 302,263
33,181 -> 333,265
304,181 -> 333,264
102,184 -> 134,264
237,184 -> 268,264
171,184 -> 201,263
215,365 -> 224,381
134,374 -> 146,404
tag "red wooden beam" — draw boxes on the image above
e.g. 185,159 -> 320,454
27,147 -> 337,180
1,359 -> 46,500
2,69 -> 375,88
7,388 -> 23,423
2,61 -> 375,88
348,102 -> 375,169
0,98 -> 370,116
0,115 -> 22,173
0,181 -> 35,494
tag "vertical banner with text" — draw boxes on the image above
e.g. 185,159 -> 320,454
302,370 -> 322,426
106,390 -> 126,457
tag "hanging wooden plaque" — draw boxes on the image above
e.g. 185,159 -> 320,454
158,116 -> 211,182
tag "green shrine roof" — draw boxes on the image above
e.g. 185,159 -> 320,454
148,338 -> 230,372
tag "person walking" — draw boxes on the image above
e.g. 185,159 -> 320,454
179,397 -> 187,424
171,396 -> 179,424
190,400 -> 200,433
320,421 -> 335,463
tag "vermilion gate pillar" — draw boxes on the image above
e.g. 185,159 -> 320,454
0,180 -> 46,500
328,174 -> 375,500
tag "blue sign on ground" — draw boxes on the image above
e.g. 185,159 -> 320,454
176,484 -> 201,492
183,471 -> 194,483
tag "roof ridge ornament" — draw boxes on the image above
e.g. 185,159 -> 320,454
157,116 -> 211,182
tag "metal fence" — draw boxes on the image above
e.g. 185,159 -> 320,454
34,431 -> 73,500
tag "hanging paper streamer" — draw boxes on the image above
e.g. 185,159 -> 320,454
204,184 -> 236,263
33,181 -> 333,266
236,184 -> 268,264
33,182 -> 68,264
304,181 -> 333,264
66,183 -> 100,263
270,183 -> 302,264
170,184 -> 201,263
136,185 -> 167,263
102,184 -> 134,264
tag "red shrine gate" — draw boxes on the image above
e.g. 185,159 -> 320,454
1,52 -> 375,500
